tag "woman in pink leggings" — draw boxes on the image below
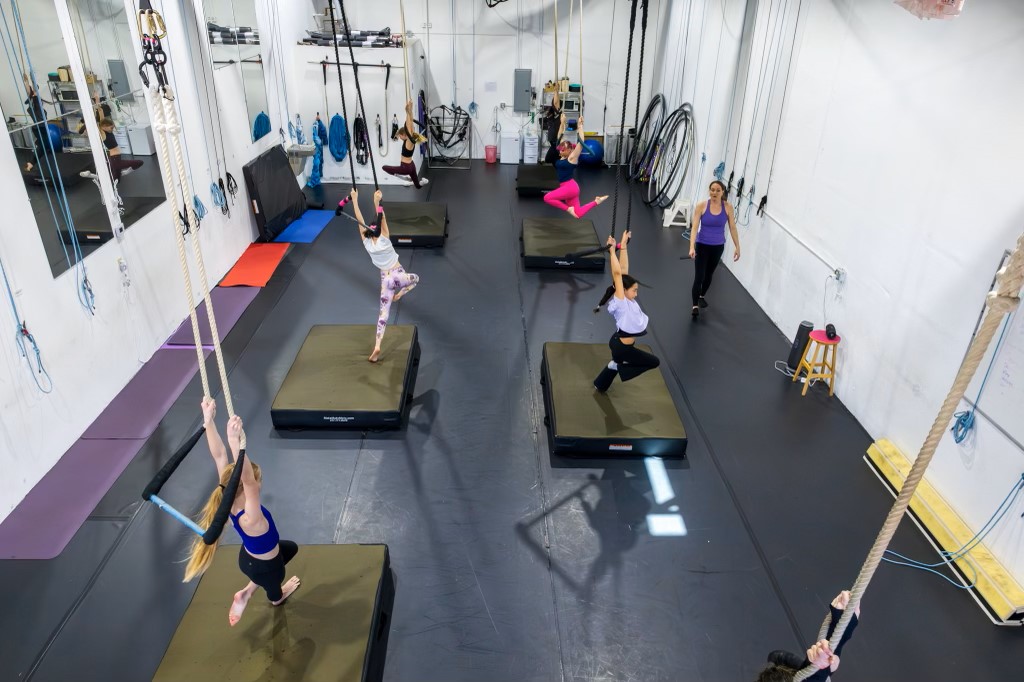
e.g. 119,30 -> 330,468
349,188 -> 419,363
543,115 -> 607,218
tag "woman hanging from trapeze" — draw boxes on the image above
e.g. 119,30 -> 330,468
543,114 -> 607,219
349,188 -> 420,362
184,400 -> 300,627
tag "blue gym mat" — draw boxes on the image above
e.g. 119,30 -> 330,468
273,209 -> 335,243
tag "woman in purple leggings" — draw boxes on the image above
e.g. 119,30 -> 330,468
543,115 -> 607,218
350,188 -> 420,362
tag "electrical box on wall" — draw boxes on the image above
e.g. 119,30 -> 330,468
513,69 -> 532,112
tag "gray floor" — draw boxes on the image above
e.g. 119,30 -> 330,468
2,163 -> 1022,681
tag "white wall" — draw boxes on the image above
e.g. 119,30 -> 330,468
724,0 -> 1024,580
0,0 -> 285,522
347,0 -> 666,156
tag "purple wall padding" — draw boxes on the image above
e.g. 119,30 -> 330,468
0,438 -> 145,559
81,348 -> 211,440
165,286 -> 259,346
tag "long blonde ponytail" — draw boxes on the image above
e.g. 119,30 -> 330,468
182,464 -> 233,582
182,461 -> 263,582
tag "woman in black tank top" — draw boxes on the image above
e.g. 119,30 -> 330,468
382,100 -> 429,189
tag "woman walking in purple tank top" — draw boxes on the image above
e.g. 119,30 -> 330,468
688,180 -> 740,319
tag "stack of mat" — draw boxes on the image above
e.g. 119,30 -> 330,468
208,22 -> 259,45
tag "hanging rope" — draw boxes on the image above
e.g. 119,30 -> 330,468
609,0 -> 642,239
139,4 -> 242,447
336,0 -> 379,189
624,0 -> 650,233
793,232 -> 1024,680
951,314 -> 1012,443
326,1 -> 357,188
399,0 -> 411,103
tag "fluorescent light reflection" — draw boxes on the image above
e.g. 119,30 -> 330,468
647,514 -> 688,536
643,457 -> 687,536
644,456 -> 675,504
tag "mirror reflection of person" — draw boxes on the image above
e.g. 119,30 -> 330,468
98,118 -> 142,180
75,92 -> 112,135
21,72 -> 62,170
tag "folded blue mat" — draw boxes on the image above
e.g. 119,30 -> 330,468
274,209 -> 335,243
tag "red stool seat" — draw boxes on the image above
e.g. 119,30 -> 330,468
809,329 -> 841,345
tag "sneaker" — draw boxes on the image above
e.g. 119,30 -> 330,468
698,297 -> 708,309
418,178 -> 429,185
79,170 -> 98,179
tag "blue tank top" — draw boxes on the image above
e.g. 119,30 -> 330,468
697,201 -> 728,245
555,158 -> 576,183
230,505 -> 280,555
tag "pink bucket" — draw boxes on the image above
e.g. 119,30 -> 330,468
485,145 -> 498,163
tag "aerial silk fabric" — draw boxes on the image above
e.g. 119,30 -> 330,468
329,114 -> 349,163
307,118 -> 328,188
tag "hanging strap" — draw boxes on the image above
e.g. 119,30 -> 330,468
337,0 -> 379,189
399,0 -> 411,103
624,0 -> 650,234
609,0 -> 642,239
326,1 -> 358,188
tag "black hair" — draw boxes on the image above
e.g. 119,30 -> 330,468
709,179 -> 727,195
594,274 -> 639,312
754,664 -> 796,682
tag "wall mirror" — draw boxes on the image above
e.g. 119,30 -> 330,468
1,0 -> 114,278
204,0 -> 269,142
68,0 -> 167,233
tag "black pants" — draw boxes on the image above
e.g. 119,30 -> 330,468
238,540 -> 298,602
692,242 -> 725,306
594,335 -> 661,392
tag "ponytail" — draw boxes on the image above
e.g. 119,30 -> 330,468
182,462 -> 262,582
594,285 -> 616,313
594,274 -> 639,312
183,478 -> 226,582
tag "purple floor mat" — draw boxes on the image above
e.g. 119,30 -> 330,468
165,286 -> 259,346
0,438 -> 144,559
82,348 -> 211,440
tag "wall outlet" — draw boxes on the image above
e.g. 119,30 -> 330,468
834,268 -> 847,285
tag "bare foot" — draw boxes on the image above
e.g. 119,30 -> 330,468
271,576 -> 301,606
393,283 -> 417,302
566,206 -> 578,218
595,195 -> 609,204
228,587 -> 254,626
368,348 -> 381,363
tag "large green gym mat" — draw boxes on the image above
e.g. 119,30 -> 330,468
521,217 -> 605,271
383,202 -> 448,247
271,325 -> 419,430
541,342 -> 687,457
153,544 -> 395,682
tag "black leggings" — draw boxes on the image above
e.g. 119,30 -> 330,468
238,540 -> 298,602
692,242 -> 726,306
594,335 -> 661,392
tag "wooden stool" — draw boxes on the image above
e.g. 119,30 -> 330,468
792,329 -> 840,396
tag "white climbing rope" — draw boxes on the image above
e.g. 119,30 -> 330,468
794,231 -> 1024,680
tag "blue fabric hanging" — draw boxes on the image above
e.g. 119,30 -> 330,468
307,118 -> 328,188
328,113 -> 349,163
253,111 -> 271,141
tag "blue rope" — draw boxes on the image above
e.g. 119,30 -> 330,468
881,474 -> 1024,589
210,181 -> 227,209
1,254 -> 52,393
951,315 -> 1012,443
2,1 -> 94,314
